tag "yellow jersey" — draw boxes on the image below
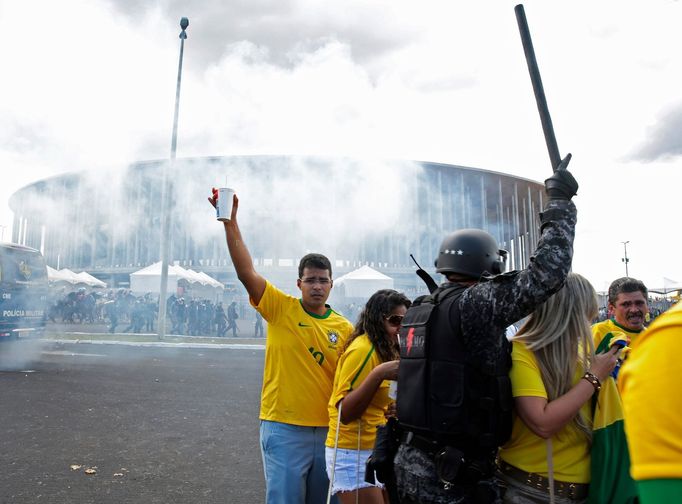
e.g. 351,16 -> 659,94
253,281 -> 353,426
621,301 -> 682,481
592,318 -> 643,350
326,334 -> 391,450
499,341 -> 592,483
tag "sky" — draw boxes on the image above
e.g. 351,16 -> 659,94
0,0 -> 680,293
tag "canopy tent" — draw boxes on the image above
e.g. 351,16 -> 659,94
74,271 -> 107,288
197,271 -> 224,289
333,265 -> 394,299
180,268 -> 224,299
130,262 -> 192,295
47,265 -> 66,283
47,267 -> 107,288
58,268 -> 83,284
129,262 -> 224,299
649,277 -> 682,295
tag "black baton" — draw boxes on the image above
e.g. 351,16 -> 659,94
515,4 -> 562,172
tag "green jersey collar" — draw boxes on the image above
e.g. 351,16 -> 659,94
611,318 -> 643,334
299,299 -> 332,319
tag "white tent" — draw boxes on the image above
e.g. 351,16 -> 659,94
129,263 -> 223,299
183,268 -> 211,285
58,268 -> 88,285
333,265 -> 394,298
74,271 -> 107,288
129,262 -> 193,295
650,277 -> 682,295
197,271 -> 224,289
47,265 -> 67,283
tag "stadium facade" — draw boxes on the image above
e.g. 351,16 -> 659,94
9,156 -> 544,292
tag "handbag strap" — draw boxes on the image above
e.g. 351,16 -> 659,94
327,401 -> 343,504
546,437 -> 555,504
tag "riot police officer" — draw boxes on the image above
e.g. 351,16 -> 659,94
394,162 -> 579,503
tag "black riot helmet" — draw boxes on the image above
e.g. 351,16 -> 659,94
435,229 -> 508,278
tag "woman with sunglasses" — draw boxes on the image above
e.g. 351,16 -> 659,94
326,289 -> 411,504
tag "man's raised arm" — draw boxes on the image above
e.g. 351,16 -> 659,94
209,189 -> 266,305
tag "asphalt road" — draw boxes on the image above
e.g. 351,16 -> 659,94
0,339 -> 266,504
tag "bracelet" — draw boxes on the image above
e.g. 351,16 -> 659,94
582,372 -> 601,391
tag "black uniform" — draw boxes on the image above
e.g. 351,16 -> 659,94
394,198 -> 577,503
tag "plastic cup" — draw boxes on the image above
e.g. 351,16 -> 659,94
216,187 -> 235,221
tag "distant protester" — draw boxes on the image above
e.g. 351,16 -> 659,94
326,289 -> 410,504
497,273 -> 620,503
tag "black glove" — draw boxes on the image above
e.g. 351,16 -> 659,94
545,154 -> 578,200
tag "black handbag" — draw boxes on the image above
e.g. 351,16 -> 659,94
365,417 -> 402,502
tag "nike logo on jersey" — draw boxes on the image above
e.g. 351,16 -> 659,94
298,322 -> 312,327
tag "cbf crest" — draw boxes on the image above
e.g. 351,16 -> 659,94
327,330 -> 340,346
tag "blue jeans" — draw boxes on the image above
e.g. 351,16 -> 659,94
260,420 -> 338,504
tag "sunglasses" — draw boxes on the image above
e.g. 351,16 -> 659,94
385,314 -> 404,326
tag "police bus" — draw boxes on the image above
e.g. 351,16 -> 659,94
0,243 -> 48,340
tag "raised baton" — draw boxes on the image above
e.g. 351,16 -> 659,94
515,4 -> 563,172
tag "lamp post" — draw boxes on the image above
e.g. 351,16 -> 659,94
0,225 -> 6,242
621,240 -> 630,277
157,17 -> 189,340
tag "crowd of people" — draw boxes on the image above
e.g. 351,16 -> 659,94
46,287 -> 256,337
209,154 -> 680,504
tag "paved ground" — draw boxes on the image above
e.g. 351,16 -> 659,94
48,318 -> 264,340
0,337 -> 266,504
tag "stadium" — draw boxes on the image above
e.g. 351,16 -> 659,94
8,156 -> 544,294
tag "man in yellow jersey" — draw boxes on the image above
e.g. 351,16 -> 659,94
621,300 -> 682,503
210,190 -> 353,504
592,277 -> 649,351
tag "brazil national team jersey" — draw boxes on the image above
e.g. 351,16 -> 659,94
252,281 -> 353,426
592,318 -> 642,350
326,334 -> 391,450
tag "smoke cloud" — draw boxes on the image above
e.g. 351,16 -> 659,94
629,103 -> 682,162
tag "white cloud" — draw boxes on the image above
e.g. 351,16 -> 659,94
1,0 -> 681,290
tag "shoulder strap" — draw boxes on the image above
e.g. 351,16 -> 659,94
432,283 -> 466,305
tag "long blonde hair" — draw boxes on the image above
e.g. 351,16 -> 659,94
514,273 -> 597,442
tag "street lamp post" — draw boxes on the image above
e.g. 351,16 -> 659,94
157,17 -> 189,340
621,240 -> 630,277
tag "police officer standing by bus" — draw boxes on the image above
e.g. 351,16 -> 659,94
393,160 -> 579,503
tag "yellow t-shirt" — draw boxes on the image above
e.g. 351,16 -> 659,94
499,341 -> 592,483
621,301 -> 682,481
326,334 -> 391,450
253,281 -> 353,426
592,318 -> 642,351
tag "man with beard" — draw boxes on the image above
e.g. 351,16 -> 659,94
592,277 -> 649,351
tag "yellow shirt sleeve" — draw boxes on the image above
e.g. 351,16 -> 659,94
509,341 -> 548,399
621,302 -> 682,481
250,281 -> 288,324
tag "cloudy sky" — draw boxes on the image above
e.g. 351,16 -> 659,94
1,0 -> 681,292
